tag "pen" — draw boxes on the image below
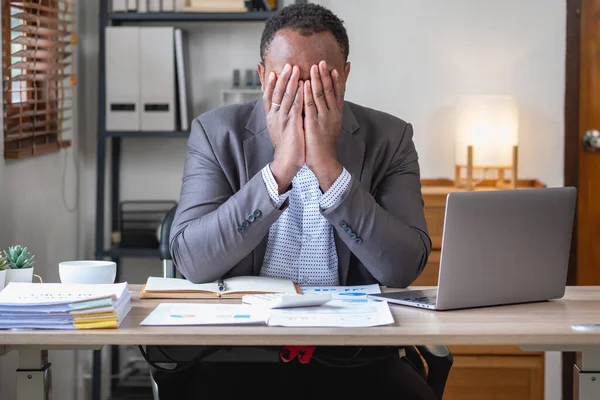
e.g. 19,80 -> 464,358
217,279 -> 225,292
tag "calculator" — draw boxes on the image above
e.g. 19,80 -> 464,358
241,293 -> 332,309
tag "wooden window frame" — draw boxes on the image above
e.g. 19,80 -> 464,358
2,0 -> 73,159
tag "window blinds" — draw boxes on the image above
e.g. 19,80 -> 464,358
3,0 -> 76,159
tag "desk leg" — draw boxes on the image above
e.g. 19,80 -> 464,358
17,350 -> 51,400
574,351 -> 600,399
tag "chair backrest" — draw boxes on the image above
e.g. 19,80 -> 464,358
159,205 -> 178,261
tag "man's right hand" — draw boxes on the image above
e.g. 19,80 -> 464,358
263,64 -> 305,195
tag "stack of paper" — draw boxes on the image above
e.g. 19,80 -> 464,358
0,282 -> 131,330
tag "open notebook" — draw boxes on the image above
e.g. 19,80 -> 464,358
139,276 -> 301,299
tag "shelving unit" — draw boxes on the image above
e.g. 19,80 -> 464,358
94,1 -> 306,399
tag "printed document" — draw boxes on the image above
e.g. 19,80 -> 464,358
267,300 -> 394,327
140,303 -> 270,326
300,284 -> 381,303
140,300 -> 394,328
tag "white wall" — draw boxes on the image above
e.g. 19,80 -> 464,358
318,0 -> 566,187
74,1 -> 565,399
0,4 -> 81,399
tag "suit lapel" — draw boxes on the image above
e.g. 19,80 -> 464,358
336,103 -> 363,285
244,101 -> 274,275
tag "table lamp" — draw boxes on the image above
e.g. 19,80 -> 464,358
454,95 -> 519,191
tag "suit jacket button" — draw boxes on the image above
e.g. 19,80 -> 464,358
340,221 -> 348,229
355,237 -> 363,245
242,220 -> 250,228
344,227 -> 352,234
237,226 -> 245,233
253,209 -> 262,218
350,232 -> 357,240
248,214 -> 256,222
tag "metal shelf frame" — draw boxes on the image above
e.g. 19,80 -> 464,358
93,2 -> 306,400
111,11 -> 277,22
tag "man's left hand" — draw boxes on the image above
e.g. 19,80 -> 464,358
304,60 -> 344,192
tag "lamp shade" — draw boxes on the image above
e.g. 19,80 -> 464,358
455,95 -> 519,167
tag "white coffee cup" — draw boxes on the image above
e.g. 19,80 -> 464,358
59,261 -> 117,284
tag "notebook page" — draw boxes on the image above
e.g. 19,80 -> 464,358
144,277 -> 218,293
222,276 -> 297,294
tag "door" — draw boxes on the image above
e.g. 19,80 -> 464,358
564,0 -> 600,398
575,0 -> 600,286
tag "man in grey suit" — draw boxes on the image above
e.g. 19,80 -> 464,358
160,3 -> 434,399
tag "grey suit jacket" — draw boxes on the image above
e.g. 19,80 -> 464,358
170,100 -> 431,287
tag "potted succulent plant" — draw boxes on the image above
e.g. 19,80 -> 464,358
0,254 -> 7,289
3,245 -> 35,284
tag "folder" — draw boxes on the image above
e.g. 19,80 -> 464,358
140,27 -> 176,131
148,0 -> 160,11
174,0 -> 185,11
138,0 -> 148,12
127,0 -> 137,11
174,28 -> 192,131
162,0 -> 174,11
112,0 -> 127,12
106,26 -> 141,131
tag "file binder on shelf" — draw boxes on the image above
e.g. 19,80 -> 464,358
126,0 -> 137,11
106,26 -> 141,131
138,0 -> 148,12
140,27 -> 176,131
162,0 -> 174,11
148,0 -> 160,11
175,28 -> 192,131
112,0 -> 127,12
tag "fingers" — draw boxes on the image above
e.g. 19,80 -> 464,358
331,69 -> 344,111
280,65 -> 300,114
304,80 -> 316,120
319,61 -> 337,111
263,71 -> 276,114
310,64 -> 328,114
271,63 -> 292,111
291,80 -> 304,118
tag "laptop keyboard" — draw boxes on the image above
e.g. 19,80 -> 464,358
408,296 -> 436,305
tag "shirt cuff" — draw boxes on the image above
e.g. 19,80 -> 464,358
320,167 -> 351,209
261,164 -> 291,208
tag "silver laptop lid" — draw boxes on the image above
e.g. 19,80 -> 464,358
435,187 -> 576,310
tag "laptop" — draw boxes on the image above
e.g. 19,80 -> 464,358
367,187 -> 577,311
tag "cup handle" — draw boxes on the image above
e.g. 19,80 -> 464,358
33,274 -> 43,283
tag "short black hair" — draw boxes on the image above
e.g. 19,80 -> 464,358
260,3 -> 349,62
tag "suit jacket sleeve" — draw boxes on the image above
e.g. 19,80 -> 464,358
321,123 -> 431,288
169,118 -> 286,283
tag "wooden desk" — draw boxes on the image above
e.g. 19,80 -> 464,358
2,285 -> 600,400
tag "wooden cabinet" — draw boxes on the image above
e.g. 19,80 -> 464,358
419,179 -> 546,400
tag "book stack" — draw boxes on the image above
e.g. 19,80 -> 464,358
0,282 -> 131,330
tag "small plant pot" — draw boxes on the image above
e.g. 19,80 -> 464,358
6,268 -> 34,284
0,270 -> 6,289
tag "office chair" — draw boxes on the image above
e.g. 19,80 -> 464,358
146,205 -> 453,400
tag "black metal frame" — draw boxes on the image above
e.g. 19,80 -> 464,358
93,2 -> 304,399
